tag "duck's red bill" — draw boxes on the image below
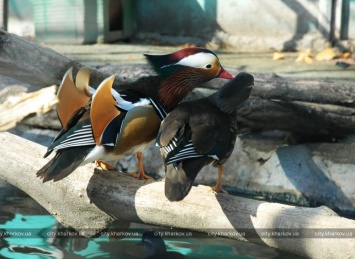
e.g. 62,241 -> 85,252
217,67 -> 234,79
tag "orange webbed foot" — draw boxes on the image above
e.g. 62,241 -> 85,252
95,160 -> 117,170
128,152 -> 153,180
210,184 -> 228,194
129,171 -> 153,180
210,165 -> 228,194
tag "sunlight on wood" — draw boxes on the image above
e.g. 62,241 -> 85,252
0,86 -> 57,130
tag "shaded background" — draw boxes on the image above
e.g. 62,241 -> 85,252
1,0 -> 355,51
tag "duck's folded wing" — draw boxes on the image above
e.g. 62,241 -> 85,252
91,77 -> 159,147
75,67 -> 94,97
47,117 -> 95,152
157,118 -> 185,148
56,68 -> 92,129
90,76 -> 121,145
157,105 -> 191,153
163,115 -> 227,166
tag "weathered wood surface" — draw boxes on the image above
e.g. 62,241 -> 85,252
238,98 -> 355,137
0,85 -> 57,130
0,131 -> 354,258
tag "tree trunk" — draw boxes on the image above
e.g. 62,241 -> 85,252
0,132 -> 354,258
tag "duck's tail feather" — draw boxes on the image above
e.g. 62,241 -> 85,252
164,157 -> 208,201
36,146 -> 93,182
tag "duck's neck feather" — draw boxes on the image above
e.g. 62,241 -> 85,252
158,68 -> 206,111
113,72 -> 206,112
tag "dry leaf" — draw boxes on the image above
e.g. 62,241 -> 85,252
304,55 -> 314,64
340,52 -> 352,59
296,49 -> 313,64
316,48 -> 336,61
273,52 -> 285,60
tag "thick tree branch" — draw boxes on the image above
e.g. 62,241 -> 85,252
0,132 -> 354,258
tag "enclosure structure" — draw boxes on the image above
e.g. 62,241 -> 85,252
3,0 -> 355,50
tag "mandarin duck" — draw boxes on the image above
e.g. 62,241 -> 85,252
37,47 -> 233,182
138,231 -> 186,259
157,72 -> 254,201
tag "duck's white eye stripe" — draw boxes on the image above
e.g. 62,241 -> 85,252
175,53 -> 217,69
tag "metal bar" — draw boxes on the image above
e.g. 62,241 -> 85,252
1,0 -> 8,30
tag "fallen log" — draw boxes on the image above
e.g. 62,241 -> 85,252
0,131 -> 354,258
1,29 -> 355,107
1,29 -> 355,137
101,64 -> 355,107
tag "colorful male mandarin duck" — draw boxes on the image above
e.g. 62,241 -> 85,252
157,72 -> 254,201
37,47 -> 233,182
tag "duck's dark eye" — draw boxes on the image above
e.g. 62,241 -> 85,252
205,64 -> 212,69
